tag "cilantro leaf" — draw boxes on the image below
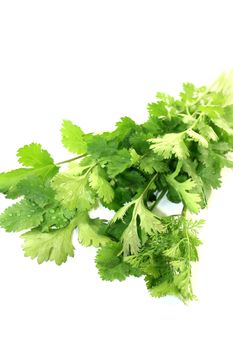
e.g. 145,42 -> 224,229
139,153 -> 168,174
21,218 -> 77,265
107,148 -> 132,177
166,170 -> 201,214
0,199 -> 44,232
149,132 -> 189,159
86,135 -> 109,159
0,168 -> 33,194
136,199 -> 164,235
11,176 -> 55,207
52,172 -> 96,211
95,242 -> 141,281
186,129 -> 208,148
112,117 -> 137,145
41,206 -> 75,232
88,165 -> 114,204
0,165 -> 58,197
77,212 -> 111,247
61,120 -> 87,154
196,122 -> 218,141
111,192 -> 164,256
17,143 -> 54,167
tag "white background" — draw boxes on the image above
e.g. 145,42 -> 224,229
0,1 -> 233,349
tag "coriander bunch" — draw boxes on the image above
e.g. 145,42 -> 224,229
0,71 -> 233,302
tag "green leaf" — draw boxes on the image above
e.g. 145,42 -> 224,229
168,177 -> 201,213
0,168 -> 33,194
149,280 -> 179,299
121,219 -> 141,256
166,165 -> 201,213
113,117 -> 137,143
88,166 -> 114,204
180,83 -> 196,101
0,199 -> 44,232
129,148 -> 141,165
139,153 -> 168,174
95,242 -> 141,281
211,112 -> 233,135
149,132 -> 189,159
143,101 -> 169,135
167,186 -> 182,203
112,197 -> 164,256
52,172 -> 96,211
77,212 -> 111,248
17,143 -> 54,167
197,146 -> 232,190
66,157 -> 95,175
186,129 -> 208,148
86,135 -> 108,159
116,170 -> 146,191
21,218 -> 77,265
173,262 -> 194,301
129,130 -> 152,154
41,207 -> 75,232
11,176 -> 55,207
224,105 -> 233,127
61,120 -> 87,154
147,101 -> 168,119
182,159 -> 205,205
136,199 -> 164,235
196,123 -> 218,141
0,165 -> 58,197
212,69 -> 233,105
111,201 -> 134,223
107,149 -> 132,177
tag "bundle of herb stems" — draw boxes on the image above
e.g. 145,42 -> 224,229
0,71 -> 233,302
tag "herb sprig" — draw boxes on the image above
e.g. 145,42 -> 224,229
1,71 -> 233,302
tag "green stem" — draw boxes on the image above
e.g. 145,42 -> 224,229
143,173 -> 158,196
132,173 -> 158,215
186,105 -> 191,116
56,154 -> 86,165
182,205 -> 187,217
150,189 -> 166,211
172,160 -> 183,178
181,206 -> 192,293
84,163 -> 98,176
69,213 -> 81,231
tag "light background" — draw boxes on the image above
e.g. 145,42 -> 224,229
0,1 -> 232,349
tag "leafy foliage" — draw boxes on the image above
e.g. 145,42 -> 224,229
1,71 -> 233,302
88,165 -> 114,203
96,242 -> 142,281
166,162 -> 202,213
111,191 -> 164,256
61,120 -> 87,154
77,212 -> 111,247
21,217 -> 77,265
149,132 -> 189,159
17,143 -> 54,167
0,199 -> 44,232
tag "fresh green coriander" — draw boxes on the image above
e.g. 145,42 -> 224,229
1,71 -> 233,302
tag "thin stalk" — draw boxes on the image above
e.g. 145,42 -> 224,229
182,205 -> 187,217
181,205 -> 193,293
132,173 -> 158,213
172,160 -> 183,178
56,153 -> 86,166
150,189 -> 167,211
143,173 -> 158,196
